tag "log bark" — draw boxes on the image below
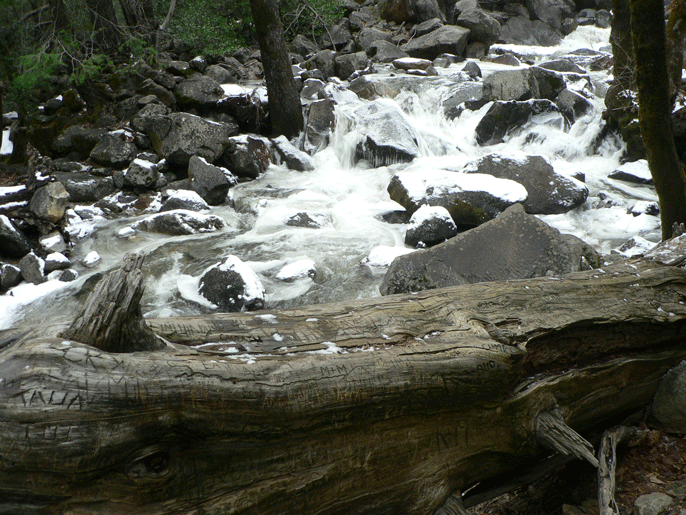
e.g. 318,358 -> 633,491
2,237 -> 686,514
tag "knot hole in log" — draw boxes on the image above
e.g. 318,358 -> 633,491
60,253 -> 164,353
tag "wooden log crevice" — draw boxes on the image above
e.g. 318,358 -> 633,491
1,237 -> 686,514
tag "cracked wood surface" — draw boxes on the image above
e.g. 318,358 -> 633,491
2,238 -> 686,514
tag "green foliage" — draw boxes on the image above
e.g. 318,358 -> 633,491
157,0 -> 253,58
281,0 -> 346,42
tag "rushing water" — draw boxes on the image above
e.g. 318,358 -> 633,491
0,26 -> 661,329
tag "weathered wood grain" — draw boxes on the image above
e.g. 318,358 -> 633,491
1,239 -> 686,514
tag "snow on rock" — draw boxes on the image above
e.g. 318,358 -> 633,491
131,210 -> 226,235
405,205 -> 458,248
199,255 -> 266,312
362,245 -> 416,268
82,251 -> 101,268
612,235 -> 656,258
161,189 -> 211,212
392,57 -> 433,71
45,252 -> 71,273
276,259 -> 317,282
272,135 -> 315,171
608,159 -> 653,185
388,169 -> 528,226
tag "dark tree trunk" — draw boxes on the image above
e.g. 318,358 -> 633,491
610,0 -> 633,89
630,0 -> 686,239
85,0 -> 122,52
118,0 -> 155,37
249,0 -> 304,139
666,0 -> 686,102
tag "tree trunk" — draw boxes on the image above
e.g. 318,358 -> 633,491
85,0 -> 122,52
630,0 -> 686,239
610,0 -> 633,89
249,0 -> 304,139
118,0 -> 155,37
2,238 -> 686,514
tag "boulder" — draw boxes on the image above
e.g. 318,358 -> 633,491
456,8 -> 501,46
188,155 -> 236,205
652,360 -> 686,433
320,19 -> 353,51
499,16 -> 562,46
405,205 -> 458,247
0,263 -> 22,291
53,172 -> 115,203
555,88 -> 594,122
529,66 -> 566,100
138,78 -> 176,107
357,28 -> 394,53
633,493 -> 675,515
380,0 -> 415,23
273,136 -> 315,171
461,61 -> 482,78
370,41 -> 411,63
174,75 -> 224,111
216,89 -> 268,133
285,212 -> 329,228
403,25 -> 470,60
0,215 -> 31,259
442,81 -> 484,119
387,168 -> 528,225
351,100 -> 419,166
223,135 -> 271,179
147,112 -> 237,166
204,64 -> 237,85
18,252 -> 46,285
44,252 -> 71,273
305,50 -> 336,79
380,203 -> 599,294
198,256 -> 266,312
393,57 -> 434,71
29,182 -> 70,223
124,158 -> 160,189
526,0 -> 575,31
410,18 -> 444,37
334,51 -> 369,80
89,132 -> 138,168
483,68 -> 539,102
190,56 -> 208,73
132,210 -> 226,235
305,99 -> 336,154
608,159 -> 654,185
464,153 -> 588,214
300,79 -> 327,100
475,99 -> 566,145
54,126 -> 107,157
538,58 -> 587,74
415,0 -> 445,22
131,103 -> 172,133
292,35 -> 320,58
160,190 -> 210,212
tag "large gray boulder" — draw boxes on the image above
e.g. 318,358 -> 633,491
456,8 -> 500,47
464,153 -> 588,214
146,112 -> 237,166
89,132 -> 138,168
175,75 -> 224,111
19,252 -> 46,285
369,40 -> 410,62
223,135 -> 271,179
483,69 -> 539,102
199,256 -> 266,312
272,136 -> 315,171
475,99 -> 567,145
53,172 -> 115,203
334,51 -> 369,80
124,158 -> 160,189
380,203 -> 599,295
387,168 -> 528,225
0,215 -> 31,258
555,88 -> 594,122
499,16 -> 562,46
527,0 -> 575,31
29,182 -> 70,223
405,205 -> 458,247
415,0 -> 446,22
188,155 -> 236,205
351,100 -> 420,166
403,25 -> 470,60
652,360 -> 686,433
357,28 -> 394,53
131,103 -> 172,133
0,263 -> 22,291
305,99 -> 336,154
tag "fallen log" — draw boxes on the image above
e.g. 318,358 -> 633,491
2,237 -> 686,514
